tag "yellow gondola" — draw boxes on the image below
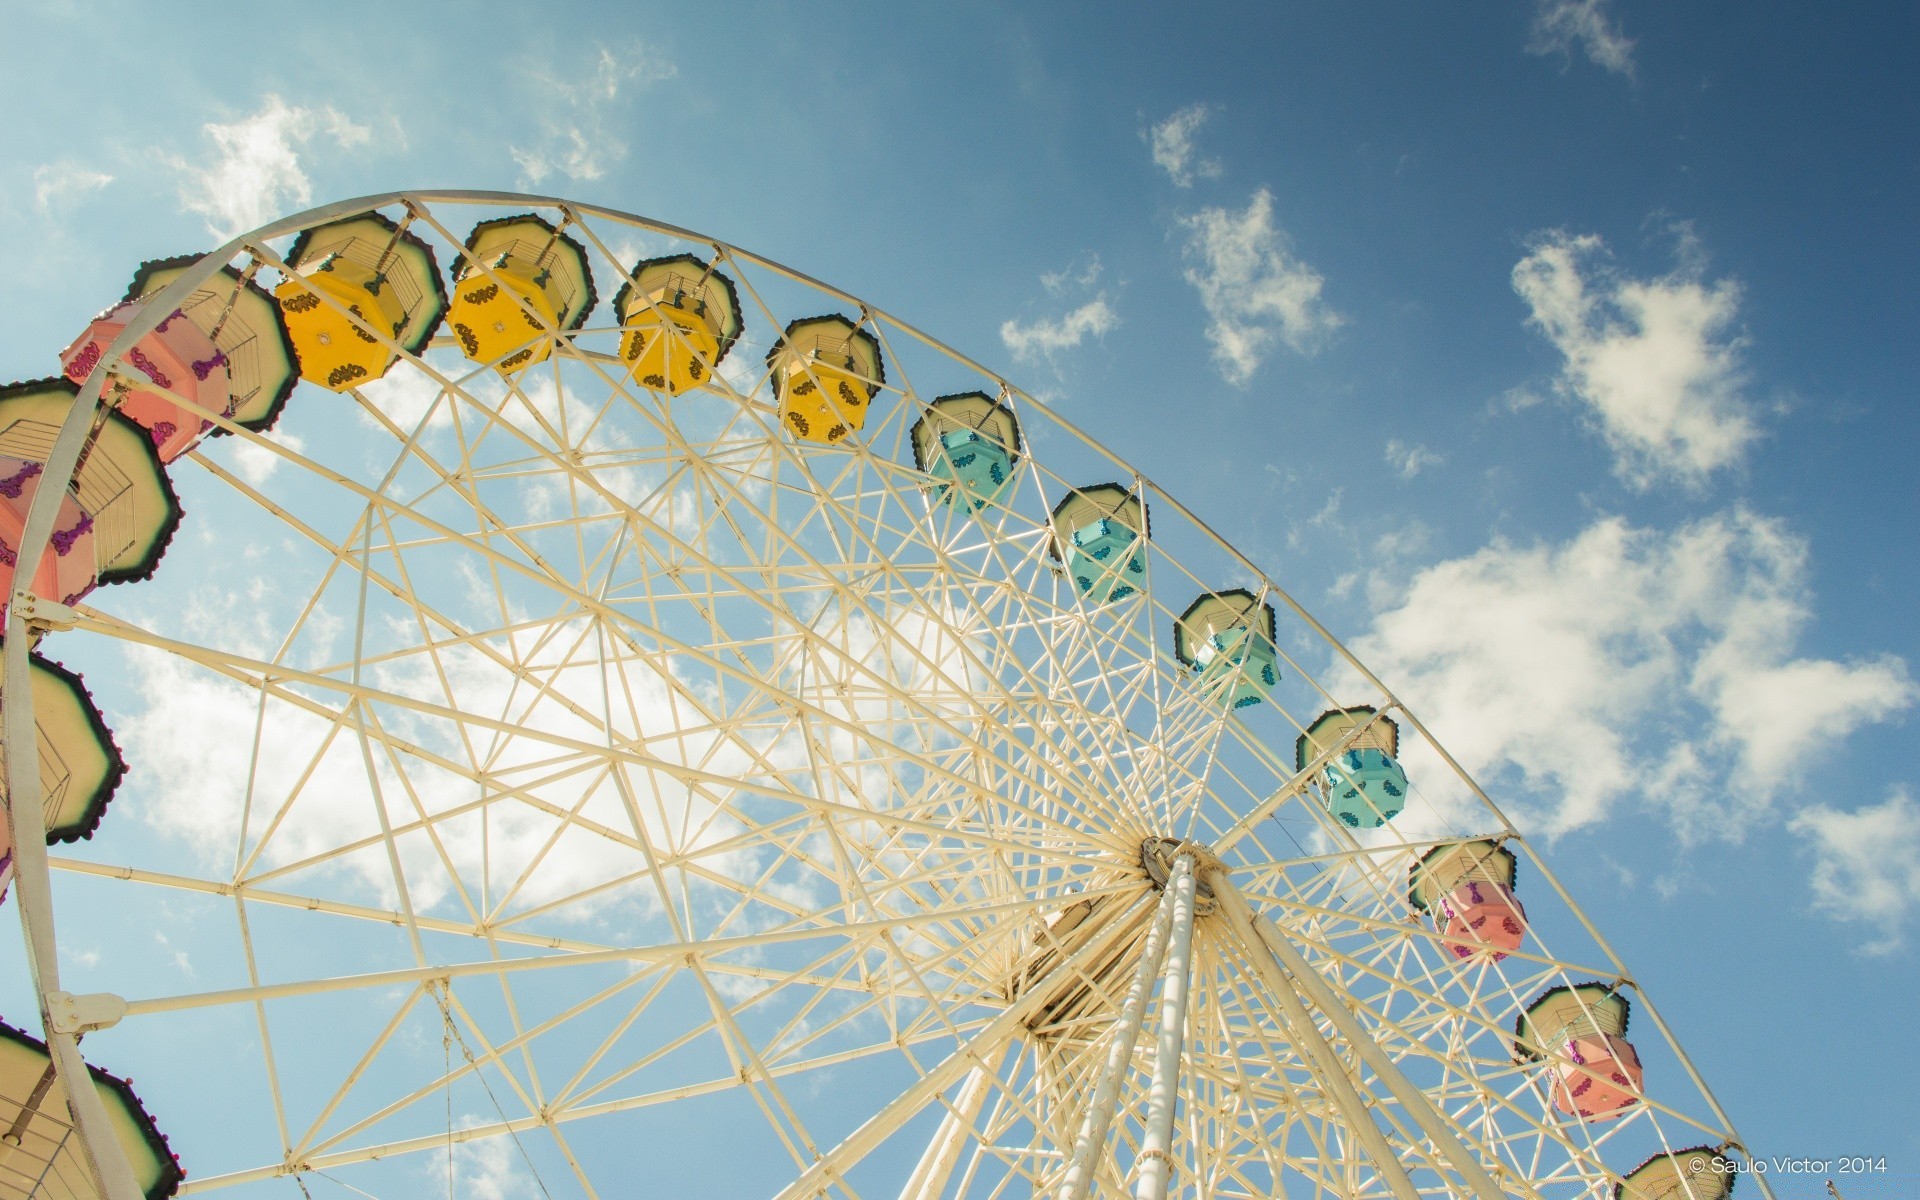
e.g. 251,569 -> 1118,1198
446,214 -> 596,374
768,315 -> 884,444
615,254 -> 742,395
274,213 -> 445,392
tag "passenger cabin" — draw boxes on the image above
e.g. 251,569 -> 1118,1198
274,213 -> 445,392
909,392 -> 1021,513
1296,705 -> 1408,828
1174,590 -> 1280,709
1409,839 -> 1527,960
1050,484 -> 1148,603
1514,983 -> 1643,1121
1615,1148 -> 1734,1200
0,379 -> 180,617
0,651 -> 127,906
447,215 -> 596,374
616,254 -> 743,395
60,303 -> 228,465
768,315 -> 884,444
121,256 -> 299,449
0,1017 -> 182,1199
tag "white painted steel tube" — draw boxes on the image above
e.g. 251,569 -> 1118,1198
5,361 -> 161,1200
897,1048 -> 1004,1200
1057,878 -> 1180,1200
772,891 -> 1151,1200
1207,871 -> 1424,1200
1133,856 -> 1197,1200
1215,870 -> 1509,1200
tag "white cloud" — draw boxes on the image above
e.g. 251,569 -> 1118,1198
512,40 -> 676,187
1148,104 -> 1222,188
449,1124 -> 540,1200
1348,510 -> 1915,840
1000,297 -> 1118,362
1179,188 -> 1341,385
1384,439 -> 1443,479
171,95 -> 371,239
1528,0 -> 1636,78
221,427 -> 307,486
1792,790 -> 1920,954
1513,229 -> 1756,489
32,162 -> 112,216
1041,253 -> 1103,297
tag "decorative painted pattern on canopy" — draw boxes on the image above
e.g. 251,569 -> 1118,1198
615,254 -> 743,395
1409,839 -> 1528,960
1515,983 -> 1644,1121
768,314 -> 884,444
909,392 -> 1021,513
0,379 -> 181,615
1296,706 -> 1408,828
1174,589 -> 1280,709
0,1017 -> 182,1200
1050,483 -> 1149,603
274,212 -> 446,393
123,256 -> 298,437
1615,1147 -> 1735,1200
447,214 -> 596,374
59,302 -> 230,464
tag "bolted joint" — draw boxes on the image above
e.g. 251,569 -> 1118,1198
46,990 -> 129,1035
12,593 -> 80,633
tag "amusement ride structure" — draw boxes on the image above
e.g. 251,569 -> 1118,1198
0,192 -> 1763,1200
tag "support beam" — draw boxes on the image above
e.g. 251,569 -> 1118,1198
1057,876 -> 1180,1200
5,364 -> 156,1200
896,1046 -> 1005,1200
773,891 -> 1150,1200
1211,869 -> 1510,1200
1207,871 -> 1424,1200
1133,856 -> 1197,1200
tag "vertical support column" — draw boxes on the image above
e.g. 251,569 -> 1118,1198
1057,877 -> 1181,1200
1210,868 -> 1511,1200
1133,855 -> 1197,1200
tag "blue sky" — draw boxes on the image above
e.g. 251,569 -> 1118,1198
2,0 -> 1915,1191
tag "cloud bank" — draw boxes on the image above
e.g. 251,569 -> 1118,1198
1350,510 -> 1915,840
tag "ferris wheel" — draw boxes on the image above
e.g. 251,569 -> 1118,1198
0,192 -> 1768,1200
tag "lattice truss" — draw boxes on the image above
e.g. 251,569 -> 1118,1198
2,194 -> 1761,1200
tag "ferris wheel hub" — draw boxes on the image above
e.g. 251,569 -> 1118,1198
1138,836 -> 1221,915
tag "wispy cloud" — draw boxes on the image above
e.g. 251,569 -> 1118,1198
512,40 -> 676,187
1180,188 -> 1341,385
1349,509 -> 1915,841
1528,0 -> 1636,78
1513,228 -> 1756,489
170,95 -> 371,239
222,428 -> 307,486
1001,255 -> 1119,365
32,162 -> 112,217
1384,439 -> 1444,479
1148,103 -> 1222,187
1001,298 -> 1118,362
1792,790 -> 1920,955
